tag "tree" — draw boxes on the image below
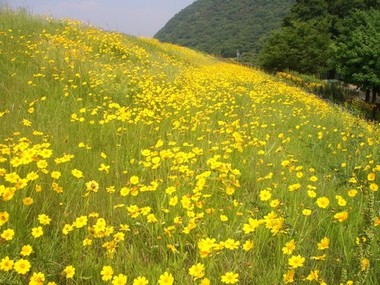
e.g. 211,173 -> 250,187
258,0 -> 380,76
332,9 -> 380,102
259,18 -> 332,75
283,0 -> 329,25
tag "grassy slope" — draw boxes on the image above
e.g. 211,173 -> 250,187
0,8 -> 379,285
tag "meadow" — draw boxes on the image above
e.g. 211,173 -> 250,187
0,8 -> 379,285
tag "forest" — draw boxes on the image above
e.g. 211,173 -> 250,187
155,0 -> 295,60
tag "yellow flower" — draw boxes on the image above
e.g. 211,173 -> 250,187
367,172 -> 376,181
369,183 -> 378,191
259,189 -> 272,200
283,269 -> 295,283
101,265 -> 114,281
200,278 -> 211,285
226,186 -> 235,195
158,272 -> 174,285
63,265 -> 75,279
361,258 -> 370,271
282,239 -> 296,255
288,183 -> 301,192
82,238 -> 93,246
20,245 -> 33,256
51,171 -> 61,179
221,272 -> 239,284
23,197 -> 34,206
334,211 -> 349,222
1,228 -> 15,241
0,211 -> 9,226
189,263 -> 205,279
127,204 -> 140,218
5,172 -> 20,183
316,197 -> 330,209
169,196 -> 178,206
309,175 -> 318,182
220,214 -> 228,222
71,169 -> 84,178
26,171 -> 39,181
270,199 -> 280,208
374,217 -> 380,227
73,215 -> 88,228
311,254 -> 326,261
120,187 -> 130,196
243,218 -> 261,234
0,256 -> 14,271
307,190 -> 317,198
29,271 -> 45,285
85,180 -> 99,192
224,239 -> 240,250
335,195 -> 347,206
62,224 -> 74,235
98,163 -> 110,173
14,259 -> 31,275
31,226 -> 43,238
133,276 -> 149,285
242,240 -> 254,251
347,189 -> 358,197
288,255 -> 305,268
317,237 -> 330,250
112,273 -> 127,285
302,208 -> 312,216
306,269 -> 319,281
130,175 -> 139,185
38,214 -> 51,225
145,213 -> 157,223
36,160 -> 48,169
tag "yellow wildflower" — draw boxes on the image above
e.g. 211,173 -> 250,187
221,272 -> 239,284
112,273 -> 127,285
282,240 -> 296,255
189,263 -> 205,279
288,255 -> 305,268
334,211 -> 349,222
101,265 -> 114,281
63,265 -> 75,279
1,228 -> 15,241
20,245 -> 33,256
316,197 -> 330,209
133,276 -> 149,285
317,237 -> 330,250
158,272 -> 174,285
0,256 -> 14,271
14,259 -> 31,275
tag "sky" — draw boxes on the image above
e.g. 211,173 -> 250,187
1,0 -> 195,37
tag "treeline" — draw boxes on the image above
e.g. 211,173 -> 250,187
258,0 -> 380,102
155,0 -> 295,60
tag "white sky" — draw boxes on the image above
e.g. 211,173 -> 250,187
2,0 -> 195,37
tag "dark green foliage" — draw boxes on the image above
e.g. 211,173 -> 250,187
258,0 -> 380,76
259,19 -> 332,74
154,0 -> 296,61
332,9 -> 380,95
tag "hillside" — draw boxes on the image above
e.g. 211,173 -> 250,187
1,8 -> 380,285
154,0 -> 295,61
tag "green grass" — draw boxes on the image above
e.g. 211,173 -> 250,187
0,7 -> 379,285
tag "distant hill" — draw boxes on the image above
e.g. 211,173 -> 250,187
154,0 -> 296,61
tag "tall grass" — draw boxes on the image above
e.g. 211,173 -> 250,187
0,8 -> 379,285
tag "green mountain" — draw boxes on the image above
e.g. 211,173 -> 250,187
154,0 -> 296,61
